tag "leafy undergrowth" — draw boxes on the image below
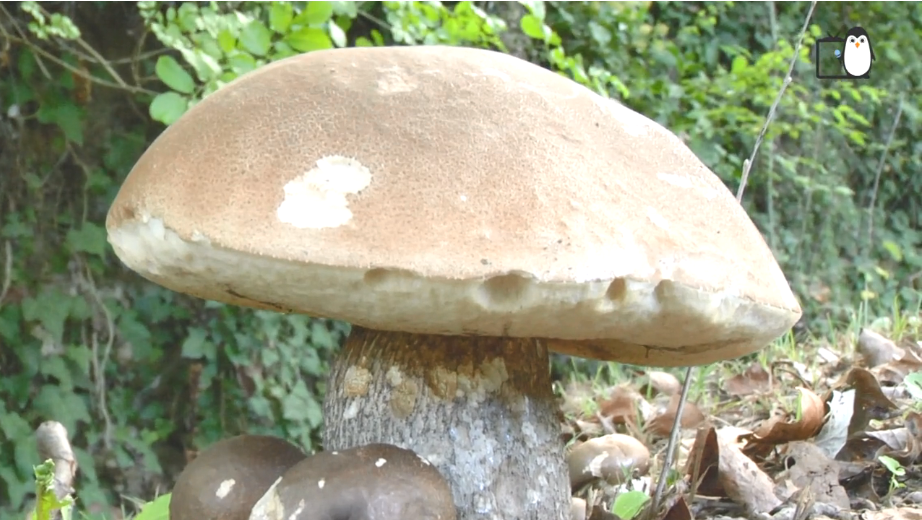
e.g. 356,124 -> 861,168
561,309 -> 922,520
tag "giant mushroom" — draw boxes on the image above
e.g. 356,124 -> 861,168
106,46 -> 801,519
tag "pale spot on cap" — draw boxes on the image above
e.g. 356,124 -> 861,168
317,479 -> 325,489
215,478 -> 236,498
276,156 -> 372,230
375,458 -> 387,467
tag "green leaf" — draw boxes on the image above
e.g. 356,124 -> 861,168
217,29 -> 237,53
588,21 -> 611,46
149,92 -> 189,125
228,53 -> 258,75
329,20 -> 347,47
286,27 -> 333,52
612,491 -> 649,520
181,327 -> 211,359
520,14 -> 546,40
879,455 -> 906,476
269,2 -> 294,33
520,0 -> 545,19
36,103 -> 84,145
179,48 -> 222,82
240,20 -> 272,56
731,55 -> 747,74
882,240 -> 903,262
302,2 -> 334,25
65,223 -> 107,257
155,55 -> 195,94
134,494 -> 171,520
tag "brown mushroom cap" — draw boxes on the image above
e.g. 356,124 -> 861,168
106,46 -> 799,366
248,443 -> 456,520
170,435 -> 306,520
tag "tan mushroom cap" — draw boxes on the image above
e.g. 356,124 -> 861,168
106,45 -> 801,366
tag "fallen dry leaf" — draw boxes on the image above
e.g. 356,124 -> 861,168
684,426 -> 782,513
742,387 -> 826,460
640,371 -> 681,397
567,433 -> 651,489
858,328 -> 905,368
842,367 -> 898,436
596,385 -> 646,427
715,427 -> 783,514
865,508 -> 922,520
660,496 -> 692,520
814,389 -> 855,458
724,362 -> 772,396
876,350 -> 922,386
570,497 -> 587,520
867,411 -> 922,465
646,394 -> 707,437
685,426 -> 722,497
777,441 -> 850,509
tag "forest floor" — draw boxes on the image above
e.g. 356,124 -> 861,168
562,312 -> 922,520
29,312 -> 922,520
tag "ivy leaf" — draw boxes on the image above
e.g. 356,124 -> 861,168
155,56 -> 195,94
240,20 -> 272,56
286,27 -> 333,52
149,92 -> 189,125
181,327 -> 216,361
65,222 -> 107,257
36,103 -> 84,145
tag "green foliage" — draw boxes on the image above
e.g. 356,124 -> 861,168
132,493 -> 170,520
1,1 -> 920,518
140,1 -> 505,124
30,460 -> 74,520
612,490 -> 649,520
20,2 -> 81,40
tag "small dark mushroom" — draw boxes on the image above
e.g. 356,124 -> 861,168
249,443 -> 456,520
170,435 -> 306,520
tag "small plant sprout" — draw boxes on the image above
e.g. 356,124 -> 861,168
30,460 -> 74,520
877,455 -> 906,494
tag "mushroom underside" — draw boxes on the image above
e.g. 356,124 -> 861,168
323,327 -> 571,520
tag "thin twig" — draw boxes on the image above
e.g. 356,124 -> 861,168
33,3 -> 132,89
79,258 -> 116,449
0,241 -> 11,310
649,366 -> 694,517
737,0 -> 818,203
4,33 -> 158,95
865,93 -> 905,248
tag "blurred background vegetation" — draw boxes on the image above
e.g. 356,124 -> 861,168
0,1 -> 919,517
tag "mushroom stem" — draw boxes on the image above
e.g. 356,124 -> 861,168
323,327 -> 570,520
